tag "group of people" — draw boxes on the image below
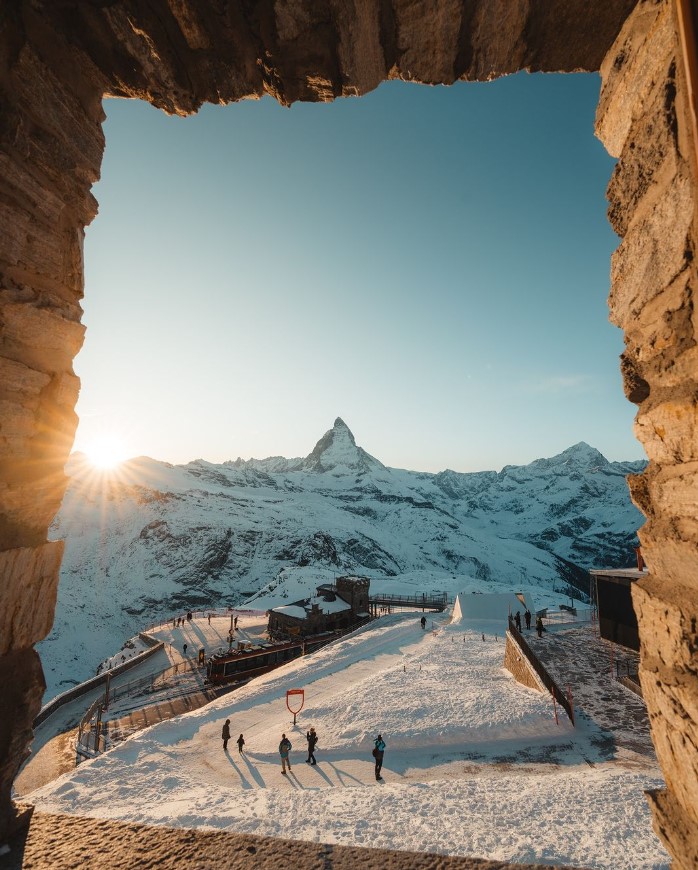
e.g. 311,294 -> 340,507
222,720 -> 387,780
173,612 -> 193,628
279,728 -> 316,773
514,608 -> 546,638
221,719 -> 245,754
513,609 -> 532,631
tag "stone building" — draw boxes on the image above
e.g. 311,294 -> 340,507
267,577 -> 370,637
2,2 -> 698,867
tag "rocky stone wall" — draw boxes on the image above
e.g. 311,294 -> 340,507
0,6 -> 106,835
503,635 -> 544,692
596,2 -> 698,867
3,2 -> 697,868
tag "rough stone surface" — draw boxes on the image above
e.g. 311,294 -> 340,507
0,544 -> 63,656
33,0 -> 638,111
503,634 -> 543,692
1,809 -> 574,870
3,1 -> 698,868
0,654 -> 44,840
596,2 -> 698,866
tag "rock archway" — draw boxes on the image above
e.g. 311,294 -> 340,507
1,1 -> 696,866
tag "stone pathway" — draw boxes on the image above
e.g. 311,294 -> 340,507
525,623 -> 654,759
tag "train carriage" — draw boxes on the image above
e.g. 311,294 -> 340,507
206,632 -> 339,685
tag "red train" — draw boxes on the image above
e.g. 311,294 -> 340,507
205,632 -> 340,685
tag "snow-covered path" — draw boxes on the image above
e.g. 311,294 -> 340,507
27,613 -> 669,869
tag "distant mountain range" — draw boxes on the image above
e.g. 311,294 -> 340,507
40,418 -> 645,696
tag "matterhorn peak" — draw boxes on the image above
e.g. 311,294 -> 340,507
303,418 -> 384,474
560,442 -> 608,466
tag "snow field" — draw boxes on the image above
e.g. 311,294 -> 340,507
28,613 -> 669,869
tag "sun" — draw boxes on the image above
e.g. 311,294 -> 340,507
85,435 -> 128,470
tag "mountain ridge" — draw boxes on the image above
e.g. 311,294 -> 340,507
43,419 -> 645,697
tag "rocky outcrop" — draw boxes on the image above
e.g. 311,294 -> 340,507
596,2 -> 698,866
2,2 -> 696,868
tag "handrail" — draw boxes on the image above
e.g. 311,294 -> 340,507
141,606 -> 266,634
35,639 -> 164,728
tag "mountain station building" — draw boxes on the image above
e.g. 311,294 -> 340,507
267,576 -> 370,638
591,566 -> 647,651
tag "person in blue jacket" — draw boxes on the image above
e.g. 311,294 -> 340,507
373,734 -> 386,780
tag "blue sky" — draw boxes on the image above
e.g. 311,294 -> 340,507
75,72 -> 645,473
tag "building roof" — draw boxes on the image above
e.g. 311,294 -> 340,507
590,568 -> 648,581
270,594 -> 352,620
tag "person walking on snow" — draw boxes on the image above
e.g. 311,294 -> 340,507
279,733 -> 292,773
514,611 -> 522,631
420,616 -> 426,630
524,609 -> 532,630
373,734 -> 386,781
237,734 -> 245,754
221,719 -> 231,751
536,616 -> 545,638
306,727 -> 318,765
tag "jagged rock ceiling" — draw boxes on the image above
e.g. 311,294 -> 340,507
28,0 -> 638,111
7,2 -> 698,869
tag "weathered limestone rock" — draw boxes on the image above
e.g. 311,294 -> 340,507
3,2 -> 698,868
596,2 -> 698,866
0,544 -> 64,656
0,6 -> 104,841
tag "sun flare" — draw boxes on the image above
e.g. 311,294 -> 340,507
85,435 -> 128,470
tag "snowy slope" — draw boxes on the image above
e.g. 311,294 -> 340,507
28,614 -> 668,869
40,419 -> 645,697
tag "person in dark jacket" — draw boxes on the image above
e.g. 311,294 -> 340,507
514,611 -> 522,631
222,719 -> 231,751
279,733 -> 292,773
373,734 -> 386,780
306,727 -> 318,765
536,616 -> 546,638
420,616 -> 426,629
524,609 -> 532,630
237,734 -> 245,754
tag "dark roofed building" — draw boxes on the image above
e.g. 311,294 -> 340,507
590,567 -> 646,651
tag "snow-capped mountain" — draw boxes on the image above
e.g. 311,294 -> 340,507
40,418 -> 645,697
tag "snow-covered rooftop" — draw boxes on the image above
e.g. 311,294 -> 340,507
271,592 -> 352,619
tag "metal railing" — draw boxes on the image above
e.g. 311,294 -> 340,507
540,607 -> 594,626
507,617 -> 575,725
36,637 -> 163,729
142,606 -> 265,633
106,658 -> 204,706
369,592 -> 449,612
